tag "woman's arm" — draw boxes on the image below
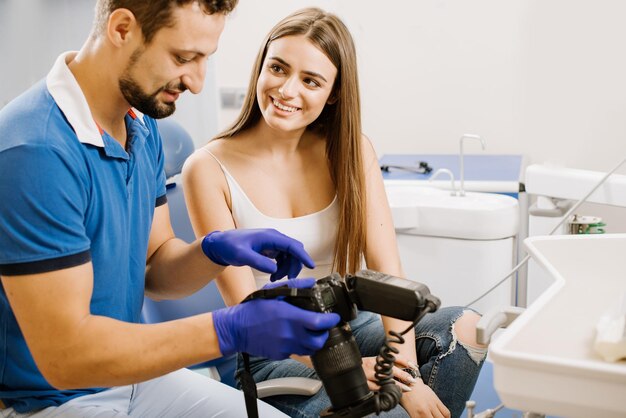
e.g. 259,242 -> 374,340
182,147 -> 259,306
183,145 -> 316,369
361,136 -> 449,417
360,135 -> 412,345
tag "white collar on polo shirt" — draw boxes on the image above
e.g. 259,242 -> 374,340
46,51 -> 147,148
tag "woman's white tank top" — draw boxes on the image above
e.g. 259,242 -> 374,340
202,149 -> 338,288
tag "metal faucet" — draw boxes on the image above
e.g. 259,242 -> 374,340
459,134 -> 485,197
429,168 -> 457,196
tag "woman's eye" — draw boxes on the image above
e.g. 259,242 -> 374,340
304,78 -> 321,88
270,64 -> 284,73
176,56 -> 191,64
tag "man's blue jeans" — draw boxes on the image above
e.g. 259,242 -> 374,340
237,307 -> 486,418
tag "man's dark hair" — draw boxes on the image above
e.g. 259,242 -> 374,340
94,0 -> 238,43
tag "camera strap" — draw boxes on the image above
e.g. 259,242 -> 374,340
240,352 -> 260,418
239,286 -> 316,418
242,287 -> 316,302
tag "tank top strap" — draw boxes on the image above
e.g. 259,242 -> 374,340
201,147 -> 228,173
200,148 -> 245,193
200,147 -> 269,221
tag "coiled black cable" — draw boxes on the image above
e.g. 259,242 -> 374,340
373,330 -> 403,411
372,300 -> 439,413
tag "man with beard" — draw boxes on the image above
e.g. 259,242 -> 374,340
0,1 -> 340,417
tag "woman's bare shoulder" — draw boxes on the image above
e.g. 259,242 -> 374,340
182,141 -> 226,181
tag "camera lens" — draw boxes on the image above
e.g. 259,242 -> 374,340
312,324 -> 371,410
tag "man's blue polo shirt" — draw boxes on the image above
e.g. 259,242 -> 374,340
0,52 -> 167,412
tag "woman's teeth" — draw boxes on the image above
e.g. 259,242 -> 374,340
273,98 -> 299,112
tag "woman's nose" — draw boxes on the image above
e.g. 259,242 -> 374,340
278,76 -> 297,99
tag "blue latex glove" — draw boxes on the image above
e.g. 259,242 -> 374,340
201,229 -> 315,281
212,278 -> 340,360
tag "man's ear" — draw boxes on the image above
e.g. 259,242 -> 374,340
107,8 -> 139,47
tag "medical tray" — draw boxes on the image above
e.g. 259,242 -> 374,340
489,234 -> 626,418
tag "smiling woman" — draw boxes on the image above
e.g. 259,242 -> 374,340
182,7 -> 487,418
256,35 -> 338,134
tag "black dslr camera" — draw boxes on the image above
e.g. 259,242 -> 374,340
242,270 -> 440,417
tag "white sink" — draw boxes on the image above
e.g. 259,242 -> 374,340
385,184 -> 519,240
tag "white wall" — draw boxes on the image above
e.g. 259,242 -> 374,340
216,0 -> 626,174
0,0 -> 94,107
3,0 -> 626,228
215,0 -> 626,231
0,0 -> 219,147
4,0 -> 626,172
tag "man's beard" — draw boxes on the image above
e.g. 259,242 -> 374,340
119,49 -> 185,119
119,77 -> 174,119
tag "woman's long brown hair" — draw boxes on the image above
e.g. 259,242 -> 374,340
216,8 -> 365,275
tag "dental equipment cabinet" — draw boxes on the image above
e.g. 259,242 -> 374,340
380,152 -> 526,314
524,164 -> 626,305
477,161 -> 626,418
384,156 -> 626,417
493,162 -> 626,417
380,149 -> 528,417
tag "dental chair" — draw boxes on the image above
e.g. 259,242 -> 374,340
142,118 -> 322,397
